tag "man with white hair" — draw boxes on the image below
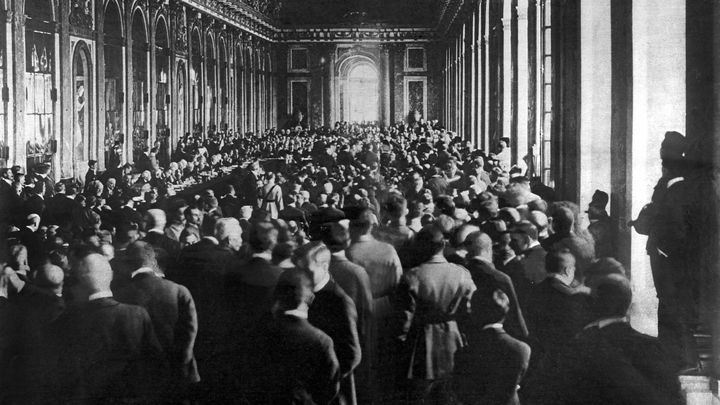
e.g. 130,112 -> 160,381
54,252 -> 165,403
143,208 -> 180,264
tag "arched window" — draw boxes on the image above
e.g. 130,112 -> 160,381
235,46 -> 244,132
103,0 -> 124,169
206,33 -> 216,133
131,9 -> 148,162
190,28 -> 202,133
24,0 -> 56,173
346,64 -> 379,123
219,38 -> 228,131
176,61 -> 187,139
72,43 -> 92,164
155,17 -> 170,167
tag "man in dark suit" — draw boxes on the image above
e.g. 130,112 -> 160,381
33,163 -> 55,200
454,285 -> 531,405
542,206 -> 595,282
1,264 -> 65,403
52,252 -> 166,403
240,269 -> 340,404
322,221 -> 375,404
14,214 -> 45,269
296,241 -> 361,405
533,275 -> 682,405
463,231 -> 528,339
238,161 -> 261,208
142,209 -> 181,270
586,189 -> 615,258
115,242 -> 200,396
647,148 -> 701,371
84,160 -> 98,190
225,221 -> 284,334
24,181 -> 46,219
219,184 -> 241,219
526,249 -> 591,366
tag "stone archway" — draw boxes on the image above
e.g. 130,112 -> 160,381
333,47 -> 389,126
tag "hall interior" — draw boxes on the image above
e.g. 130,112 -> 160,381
4,0 -> 720,401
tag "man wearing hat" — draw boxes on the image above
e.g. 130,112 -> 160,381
587,190 -> 614,259
642,131 -> 700,372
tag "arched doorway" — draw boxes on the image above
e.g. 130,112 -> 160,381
131,9 -> 148,163
103,0 -> 124,169
345,64 -> 379,123
72,43 -> 92,171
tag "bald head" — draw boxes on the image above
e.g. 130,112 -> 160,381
145,209 -> 167,231
72,253 -> 113,301
466,231 -> 493,260
34,263 -> 64,294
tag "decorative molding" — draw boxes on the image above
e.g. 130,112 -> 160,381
278,27 -> 436,43
69,0 -> 93,30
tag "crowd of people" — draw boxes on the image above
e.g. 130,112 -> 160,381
0,120 -> 700,404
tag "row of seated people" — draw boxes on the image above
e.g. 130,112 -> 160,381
0,122 -> 683,404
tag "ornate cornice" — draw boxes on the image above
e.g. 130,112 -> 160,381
278,27 -> 436,43
183,0 -> 277,41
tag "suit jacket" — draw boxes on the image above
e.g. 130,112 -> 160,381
535,322 -> 682,405
588,216 -> 615,259
454,326 -> 531,405
243,314 -> 341,405
171,241 -> 236,366
1,286 -> 65,403
239,171 -> 259,207
24,194 -> 45,218
219,195 -> 241,219
397,255 -> 476,380
84,169 -> 97,189
51,297 -> 166,404
115,272 -> 200,384
225,256 -> 285,335
526,278 -> 591,358
464,257 -> 528,339
144,230 -> 181,261
309,279 -> 361,405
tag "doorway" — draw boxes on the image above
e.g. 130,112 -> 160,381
345,64 -> 379,123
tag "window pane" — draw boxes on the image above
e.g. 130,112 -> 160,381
544,0 -> 552,24
544,84 -> 553,110
544,57 -> 553,83
543,114 -> 552,139
544,28 -> 552,54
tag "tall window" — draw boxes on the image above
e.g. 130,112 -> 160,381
539,0 -> 553,185
131,10 -> 148,162
104,0 -> 123,168
190,29 -> 202,134
25,0 -> 55,172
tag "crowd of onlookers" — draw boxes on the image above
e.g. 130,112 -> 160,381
0,120 -> 695,404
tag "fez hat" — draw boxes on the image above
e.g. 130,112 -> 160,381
588,190 -> 609,210
661,131 -> 687,155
